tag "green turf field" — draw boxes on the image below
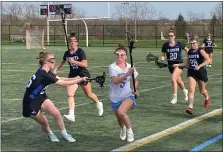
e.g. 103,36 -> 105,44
1,45 -> 222,151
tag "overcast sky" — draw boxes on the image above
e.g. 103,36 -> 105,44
2,1 -> 219,20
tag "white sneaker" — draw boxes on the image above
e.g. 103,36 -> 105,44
120,126 -> 127,140
63,114 -> 75,122
62,134 -> 76,142
170,95 -> 177,104
48,134 -> 59,142
97,101 -> 103,116
127,129 -> 134,142
183,89 -> 188,101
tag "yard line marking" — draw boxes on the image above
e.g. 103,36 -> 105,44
1,73 -> 222,124
112,108 -> 222,152
189,133 -> 223,151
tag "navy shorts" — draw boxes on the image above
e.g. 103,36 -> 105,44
23,95 -> 48,117
205,48 -> 213,54
69,70 -> 91,86
110,96 -> 136,112
187,68 -> 208,83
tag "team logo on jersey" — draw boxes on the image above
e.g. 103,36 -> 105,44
31,111 -> 37,114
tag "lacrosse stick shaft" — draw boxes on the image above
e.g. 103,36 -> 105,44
57,6 -> 69,51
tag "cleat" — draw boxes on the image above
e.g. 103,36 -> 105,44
204,96 -> 210,108
127,130 -> 134,142
170,96 -> 177,104
63,114 -> 75,122
97,101 -> 104,116
48,134 -> 59,142
120,126 -> 127,140
62,134 -> 76,143
186,108 -> 193,114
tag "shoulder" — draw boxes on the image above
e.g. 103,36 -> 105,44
78,48 -> 84,52
109,62 -> 116,69
64,50 -> 69,55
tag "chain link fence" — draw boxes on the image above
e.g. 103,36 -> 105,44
1,24 -> 222,48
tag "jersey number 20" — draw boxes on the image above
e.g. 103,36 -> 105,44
170,53 -> 177,60
27,75 -> 36,88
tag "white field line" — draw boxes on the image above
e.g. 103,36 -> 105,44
112,108 -> 222,151
1,73 -> 222,124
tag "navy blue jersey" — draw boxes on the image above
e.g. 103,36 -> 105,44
23,68 -> 58,100
162,41 -> 185,64
63,48 -> 87,75
188,48 -> 205,70
203,39 -> 214,47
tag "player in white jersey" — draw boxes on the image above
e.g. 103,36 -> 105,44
109,44 -> 139,142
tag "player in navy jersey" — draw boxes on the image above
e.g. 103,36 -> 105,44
54,34 -> 103,122
23,52 -> 88,142
202,33 -> 217,68
173,37 -> 211,114
160,31 -> 189,104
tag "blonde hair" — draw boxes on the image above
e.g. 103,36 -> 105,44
37,52 -> 54,66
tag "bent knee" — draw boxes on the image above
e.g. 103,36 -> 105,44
200,89 -> 206,94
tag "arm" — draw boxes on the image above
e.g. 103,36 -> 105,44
212,43 -> 217,47
134,78 -> 139,90
197,49 -> 211,68
55,77 -> 87,87
54,60 -> 66,73
160,44 -> 166,61
56,76 -> 80,81
184,47 -> 189,53
111,68 -> 133,85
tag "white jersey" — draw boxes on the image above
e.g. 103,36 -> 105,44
109,62 -> 138,102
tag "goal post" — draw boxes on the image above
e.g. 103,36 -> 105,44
26,28 -> 46,49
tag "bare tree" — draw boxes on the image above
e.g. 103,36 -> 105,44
211,2 -> 222,21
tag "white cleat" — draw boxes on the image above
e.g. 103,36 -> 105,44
97,101 -> 104,116
48,134 -> 59,142
62,134 -> 76,143
120,126 -> 127,140
127,129 -> 134,142
183,89 -> 188,101
170,96 -> 177,104
63,114 -> 75,122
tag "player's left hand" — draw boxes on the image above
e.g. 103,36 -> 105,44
132,90 -> 139,96
68,57 -> 75,64
194,66 -> 200,71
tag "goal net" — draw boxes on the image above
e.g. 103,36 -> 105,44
26,28 -> 46,49
161,31 -> 167,40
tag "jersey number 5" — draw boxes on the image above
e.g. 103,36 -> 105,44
27,75 -> 36,88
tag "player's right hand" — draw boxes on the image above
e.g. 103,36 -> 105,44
172,64 -> 179,68
81,77 -> 88,82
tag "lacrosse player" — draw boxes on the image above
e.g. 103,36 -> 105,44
54,34 -> 103,122
109,45 -> 139,142
160,31 -> 189,104
202,33 -> 217,68
23,52 -> 88,142
173,36 -> 211,114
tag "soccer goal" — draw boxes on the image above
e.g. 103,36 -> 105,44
161,31 -> 167,40
26,28 -> 46,49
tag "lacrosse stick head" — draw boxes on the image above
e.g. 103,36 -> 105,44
146,53 -> 158,62
95,72 -> 106,88
155,60 -> 168,68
